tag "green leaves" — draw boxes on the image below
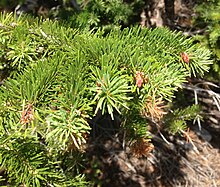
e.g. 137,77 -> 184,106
184,46 -> 212,77
0,55 -> 60,115
0,136 -> 63,187
46,106 -> 91,150
165,105 -> 201,134
90,59 -> 132,119
0,13 -> 37,71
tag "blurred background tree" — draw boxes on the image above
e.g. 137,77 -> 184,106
0,0 -> 189,29
193,0 -> 220,80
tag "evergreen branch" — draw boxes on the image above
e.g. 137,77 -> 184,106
46,105 -> 91,150
90,59 -> 132,119
0,136 -> 63,186
165,105 -> 201,135
0,12 -> 213,185
1,55 -> 60,105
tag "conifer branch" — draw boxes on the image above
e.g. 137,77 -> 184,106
0,12 -> 212,185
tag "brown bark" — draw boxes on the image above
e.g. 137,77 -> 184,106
141,0 -> 175,28
165,0 -> 175,26
148,0 -> 165,27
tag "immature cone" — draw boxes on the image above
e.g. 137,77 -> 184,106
135,71 -> 148,88
20,104 -> 34,124
181,52 -> 190,64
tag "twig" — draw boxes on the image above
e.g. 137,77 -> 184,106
212,96 -> 220,111
149,118 -> 172,145
158,131 -> 171,145
180,129 -> 199,154
182,27 -> 207,36
195,81 -> 219,88
182,83 -> 220,99
182,82 -> 220,113
193,88 -> 202,130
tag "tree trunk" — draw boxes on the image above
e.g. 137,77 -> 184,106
141,0 -> 175,28
164,0 -> 175,27
148,0 -> 165,27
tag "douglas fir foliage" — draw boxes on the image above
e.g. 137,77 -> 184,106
0,13 -> 212,186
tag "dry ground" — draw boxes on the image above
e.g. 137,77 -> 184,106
85,117 -> 220,187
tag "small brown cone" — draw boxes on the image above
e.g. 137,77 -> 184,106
181,52 -> 190,64
20,104 -> 34,125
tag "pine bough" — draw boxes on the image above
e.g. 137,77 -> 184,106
0,13 -> 212,186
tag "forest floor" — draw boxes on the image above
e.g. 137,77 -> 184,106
85,112 -> 220,187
